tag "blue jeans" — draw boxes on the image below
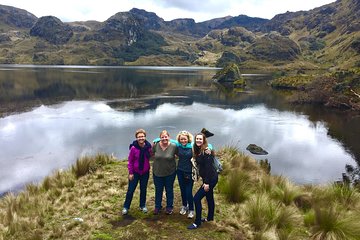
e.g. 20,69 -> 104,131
153,172 -> 176,209
193,176 -> 218,226
123,172 -> 149,209
177,169 -> 194,211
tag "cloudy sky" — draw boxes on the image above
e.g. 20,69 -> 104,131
1,0 -> 335,22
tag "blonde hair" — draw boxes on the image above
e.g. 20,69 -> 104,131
176,130 -> 193,143
135,129 -> 146,138
159,130 -> 170,137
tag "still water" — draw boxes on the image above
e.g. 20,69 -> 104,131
0,65 -> 359,194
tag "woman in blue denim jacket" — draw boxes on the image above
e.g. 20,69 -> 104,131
175,130 -> 195,219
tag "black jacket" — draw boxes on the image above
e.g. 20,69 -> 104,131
196,153 -> 218,184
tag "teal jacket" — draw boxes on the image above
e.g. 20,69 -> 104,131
152,138 -> 213,150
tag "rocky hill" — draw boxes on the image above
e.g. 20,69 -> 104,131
0,0 -> 359,69
0,4 -> 37,30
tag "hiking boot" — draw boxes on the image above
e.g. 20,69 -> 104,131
121,208 -> 128,215
153,208 -> 160,215
187,210 -> 194,219
179,206 -> 188,215
165,207 -> 173,215
140,206 -> 148,213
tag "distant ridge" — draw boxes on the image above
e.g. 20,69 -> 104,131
0,0 -> 358,69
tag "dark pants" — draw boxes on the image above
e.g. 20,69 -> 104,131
123,171 -> 149,209
177,169 -> 194,211
193,176 -> 218,226
153,172 -> 176,209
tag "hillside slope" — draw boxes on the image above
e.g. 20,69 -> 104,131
0,0 -> 358,69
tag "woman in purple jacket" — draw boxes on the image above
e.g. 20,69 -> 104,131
122,129 -> 152,215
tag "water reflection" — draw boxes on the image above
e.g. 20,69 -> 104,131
0,66 -> 359,195
0,101 -> 356,193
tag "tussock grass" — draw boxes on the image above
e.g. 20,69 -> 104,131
311,184 -> 360,211
218,170 -> 253,203
310,205 -> 360,240
72,153 -> 114,178
271,180 -> 301,206
243,194 -> 304,239
258,174 -> 274,194
0,154 -> 117,240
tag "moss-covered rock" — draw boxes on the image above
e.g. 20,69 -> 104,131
212,63 -> 244,83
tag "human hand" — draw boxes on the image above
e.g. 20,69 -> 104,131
204,147 -> 211,155
203,183 -> 209,192
129,174 -> 134,181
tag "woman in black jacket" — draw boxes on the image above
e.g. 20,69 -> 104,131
187,133 -> 218,230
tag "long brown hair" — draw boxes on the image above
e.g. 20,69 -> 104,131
193,133 -> 208,156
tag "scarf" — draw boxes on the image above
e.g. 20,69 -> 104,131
129,139 -> 151,171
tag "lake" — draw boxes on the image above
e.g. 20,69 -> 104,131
0,65 -> 359,194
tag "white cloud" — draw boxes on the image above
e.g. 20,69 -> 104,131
0,0 -> 335,22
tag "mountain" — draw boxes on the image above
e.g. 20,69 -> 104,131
0,4 -> 37,30
0,0 -> 359,69
30,16 -> 73,44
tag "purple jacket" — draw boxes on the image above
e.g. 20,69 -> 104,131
128,146 -> 151,175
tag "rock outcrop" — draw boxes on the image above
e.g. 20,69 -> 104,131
0,4 -> 37,30
212,63 -> 243,83
30,16 -> 73,44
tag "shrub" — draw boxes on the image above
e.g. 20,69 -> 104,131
243,194 -> 303,236
71,154 -> 114,178
310,205 -> 360,240
218,170 -> 252,203
271,180 -> 300,206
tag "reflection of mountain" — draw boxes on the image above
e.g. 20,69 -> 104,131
107,96 -> 194,112
0,66 -> 216,114
34,82 -> 76,99
1,66 -> 359,168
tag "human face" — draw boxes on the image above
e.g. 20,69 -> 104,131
160,133 -> 169,144
179,135 -> 189,146
136,133 -> 146,145
195,134 -> 204,147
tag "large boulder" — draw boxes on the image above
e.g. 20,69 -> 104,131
212,63 -> 243,83
246,144 -> 268,155
30,16 -> 73,44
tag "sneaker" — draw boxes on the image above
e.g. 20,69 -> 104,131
165,207 -> 173,215
121,208 -> 128,215
187,223 -> 198,230
140,206 -> 148,213
153,208 -> 160,215
179,206 -> 188,215
201,217 -> 212,222
187,210 -> 194,219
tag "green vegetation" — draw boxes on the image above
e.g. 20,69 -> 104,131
270,75 -> 316,90
1,147 -> 360,239
270,68 -> 360,111
1,0 -> 359,69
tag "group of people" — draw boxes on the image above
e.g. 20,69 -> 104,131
122,128 -> 218,230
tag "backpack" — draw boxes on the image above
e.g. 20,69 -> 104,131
213,156 -> 223,173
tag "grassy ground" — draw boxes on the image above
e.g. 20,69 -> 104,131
1,148 -> 360,240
